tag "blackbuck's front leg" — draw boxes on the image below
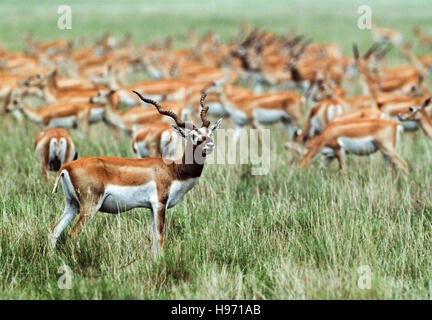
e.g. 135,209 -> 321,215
150,201 -> 167,257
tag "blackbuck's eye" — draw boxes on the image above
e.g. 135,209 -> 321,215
409,107 -> 415,113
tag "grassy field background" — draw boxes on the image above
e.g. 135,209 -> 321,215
1,0 -> 432,299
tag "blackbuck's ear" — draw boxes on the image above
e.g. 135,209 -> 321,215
171,124 -> 187,138
419,97 -> 431,111
209,118 -> 223,135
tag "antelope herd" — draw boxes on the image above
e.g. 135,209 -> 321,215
1,24 -> 432,255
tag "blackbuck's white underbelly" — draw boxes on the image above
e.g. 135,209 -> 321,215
391,116 -> 419,131
90,108 -> 105,123
98,178 -> 199,213
252,108 -> 288,124
118,90 -> 140,107
207,102 -> 229,117
337,136 -> 378,156
227,107 -> 248,125
167,178 -> 199,208
100,182 -> 158,213
48,116 -> 76,128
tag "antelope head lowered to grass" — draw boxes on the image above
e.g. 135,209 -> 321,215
50,91 -> 222,256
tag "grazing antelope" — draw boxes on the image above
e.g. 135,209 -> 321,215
296,118 -> 408,176
50,92 -> 222,256
131,121 -> 180,159
34,128 -> 77,183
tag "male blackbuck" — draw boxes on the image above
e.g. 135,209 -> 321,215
296,118 -> 407,176
131,122 -> 180,159
50,92 -> 222,256
5,95 -> 91,135
34,128 -> 77,183
397,97 -> 432,139
89,90 -> 190,136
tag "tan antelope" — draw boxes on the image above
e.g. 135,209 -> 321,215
34,128 -> 77,183
208,81 -> 304,143
131,121 -> 180,159
90,65 -> 192,106
6,95 -> 91,135
371,23 -> 403,45
89,90 -> 190,136
296,118 -> 407,176
50,92 -> 223,256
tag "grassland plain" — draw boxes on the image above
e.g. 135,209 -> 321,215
1,0 -> 432,299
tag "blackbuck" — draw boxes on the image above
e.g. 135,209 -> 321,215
5,95 -> 91,135
207,81 -> 304,143
296,118 -> 407,176
89,90 -> 190,136
34,128 -> 77,183
50,92 -> 223,256
131,121 -> 180,159
397,97 -> 432,139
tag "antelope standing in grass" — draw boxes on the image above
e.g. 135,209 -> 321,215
50,92 -> 222,255
35,128 -> 77,183
296,118 -> 407,176
131,121 -> 180,159
5,95 -> 91,135
89,90 -> 190,136
397,97 -> 432,139
207,81 -> 304,143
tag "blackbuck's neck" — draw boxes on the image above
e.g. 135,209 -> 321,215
419,114 -> 432,139
21,102 -> 42,123
173,140 -> 205,180
103,103 -> 126,131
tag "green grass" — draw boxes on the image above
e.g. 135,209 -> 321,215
1,0 -> 432,299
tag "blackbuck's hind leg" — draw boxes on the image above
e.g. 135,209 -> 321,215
318,156 -> 335,172
251,121 -> 263,146
379,144 -> 408,176
50,201 -> 79,248
150,200 -> 167,257
335,149 -> 345,172
233,125 -> 243,145
69,194 -> 105,247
